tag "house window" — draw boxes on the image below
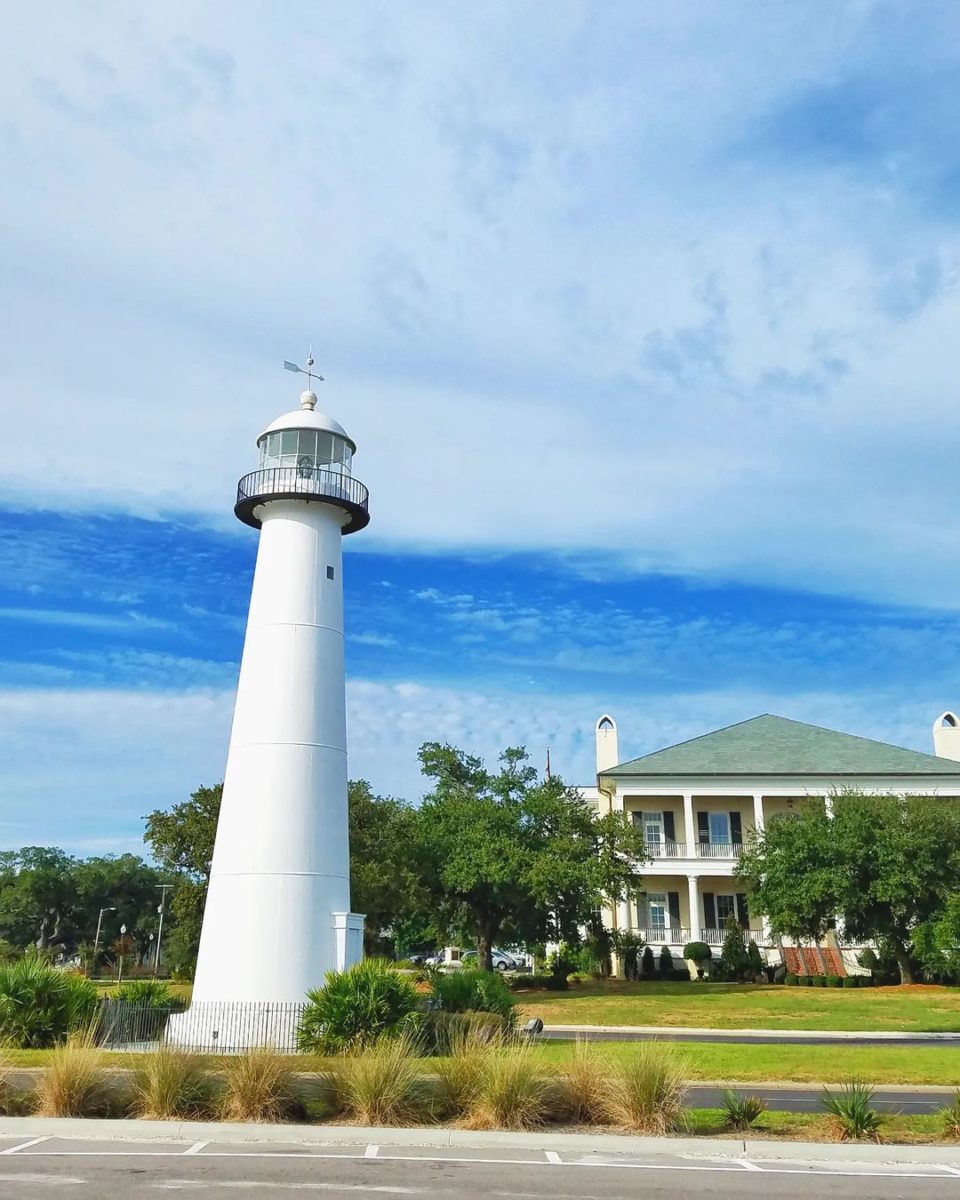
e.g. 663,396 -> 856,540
642,811 -> 664,852
716,895 -> 736,925
709,812 -> 731,845
647,893 -> 667,934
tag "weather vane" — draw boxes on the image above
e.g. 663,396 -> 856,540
283,350 -> 325,389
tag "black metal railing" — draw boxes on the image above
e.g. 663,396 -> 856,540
235,467 -> 369,534
97,999 -> 308,1054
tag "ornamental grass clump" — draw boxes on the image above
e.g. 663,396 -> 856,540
430,969 -> 517,1027
0,955 -> 98,1048
298,959 -> 421,1054
463,1042 -> 551,1130
132,1047 -> 211,1120
219,1048 -> 296,1123
34,1031 -> 110,1117
334,1033 -> 429,1126
821,1080 -> 882,1142
432,1020 -> 504,1120
721,1089 -> 766,1131
557,1040 -> 611,1126
606,1042 -> 687,1134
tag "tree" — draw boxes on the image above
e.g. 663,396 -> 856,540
410,743 -> 648,970
717,915 -> 752,982
144,784 -> 222,973
0,847 -> 77,950
737,793 -> 960,984
347,780 -> 426,954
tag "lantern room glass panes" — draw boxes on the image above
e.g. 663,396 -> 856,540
258,428 -> 353,475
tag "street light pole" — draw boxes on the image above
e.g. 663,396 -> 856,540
92,906 -> 115,979
154,884 -> 174,975
117,923 -> 127,985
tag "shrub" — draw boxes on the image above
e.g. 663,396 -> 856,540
510,974 -> 566,991
606,1042 -> 687,1134
0,955 -> 98,1048
721,1089 -> 766,1131
842,976 -> 858,988
821,1080 -> 882,1141
132,1047 -> 211,1119
683,942 -> 711,963
669,968 -> 692,982
747,940 -> 764,977
797,975 -> 812,986
219,1049 -> 295,1123
641,946 -> 656,977
431,969 -> 517,1027
615,932 -> 642,981
857,948 -> 878,972
422,1010 -> 507,1056
784,974 -> 798,986
546,945 -> 578,987
557,1040 -> 610,1126
464,1042 -> 551,1130
811,975 -> 826,987
334,1034 -> 429,1125
115,979 -> 175,1009
658,945 -> 674,973
940,1092 -> 960,1140
717,917 -> 752,982
825,975 -> 842,988
298,959 -> 421,1054
34,1032 -> 110,1117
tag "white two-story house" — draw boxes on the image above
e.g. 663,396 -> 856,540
582,711 -> 960,960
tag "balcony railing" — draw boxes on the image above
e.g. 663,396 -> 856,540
644,841 -> 743,860
636,926 -> 691,945
235,467 -> 370,534
695,841 -> 743,859
699,927 -> 748,946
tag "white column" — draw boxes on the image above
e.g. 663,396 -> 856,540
686,875 -> 700,941
682,792 -> 696,853
752,793 -> 765,837
617,896 -> 630,933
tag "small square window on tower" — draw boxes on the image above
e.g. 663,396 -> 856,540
326,565 -> 335,581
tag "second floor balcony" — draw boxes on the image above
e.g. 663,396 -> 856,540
644,839 -> 744,861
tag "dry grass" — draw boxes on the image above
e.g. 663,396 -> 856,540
219,1048 -> 295,1123
463,1042 -> 551,1130
132,1047 -> 211,1120
432,1021 -> 507,1121
605,1041 -> 688,1134
34,1032 -> 110,1118
334,1034 -> 429,1126
556,1039 -> 612,1125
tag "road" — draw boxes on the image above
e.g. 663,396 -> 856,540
0,1134 -> 959,1199
688,1084 -> 954,1114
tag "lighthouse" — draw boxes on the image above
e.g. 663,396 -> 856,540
177,363 -> 368,1043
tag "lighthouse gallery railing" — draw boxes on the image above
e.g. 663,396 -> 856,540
235,467 -> 370,532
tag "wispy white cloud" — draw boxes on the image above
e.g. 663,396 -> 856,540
0,607 -> 173,633
1,6 -> 960,605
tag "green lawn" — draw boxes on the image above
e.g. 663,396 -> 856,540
533,1039 -> 960,1085
517,980 -> 960,1032
685,1108 -> 947,1143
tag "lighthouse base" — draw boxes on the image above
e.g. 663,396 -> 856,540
166,911 -> 366,1052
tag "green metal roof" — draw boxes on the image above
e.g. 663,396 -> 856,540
605,714 -> 960,778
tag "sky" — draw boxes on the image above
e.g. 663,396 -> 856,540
2,2 -> 960,853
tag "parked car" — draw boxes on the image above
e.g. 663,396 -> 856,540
461,949 -> 519,971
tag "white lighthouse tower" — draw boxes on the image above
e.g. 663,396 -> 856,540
179,361 -> 368,1043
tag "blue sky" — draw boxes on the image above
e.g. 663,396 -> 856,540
2,3 -> 960,850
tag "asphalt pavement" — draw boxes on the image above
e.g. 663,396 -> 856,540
0,1131 -> 959,1199
541,1025 -> 960,1046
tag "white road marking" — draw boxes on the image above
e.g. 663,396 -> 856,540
153,1183 -> 424,1193
937,1165 -> 960,1175
11,1147 -> 960,1180
544,1151 -> 562,1164
365,1144 -> 380,1158
737,1159 -> 764,1171
0,1172 -> 84,1186
183,1142 -> 208,1155
0,1136 -> 51,1154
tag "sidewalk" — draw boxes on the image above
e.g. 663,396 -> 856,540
2,1116 -> 960,1167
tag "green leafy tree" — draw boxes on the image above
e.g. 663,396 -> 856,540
347,780 -> 427,954
717,915 -> 752,982
411,743 -> 648,970
738,793 -> 960,984
0,847 -> 78,950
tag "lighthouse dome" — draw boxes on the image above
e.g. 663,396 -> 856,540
258,392 -> 356,453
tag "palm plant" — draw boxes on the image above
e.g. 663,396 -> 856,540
821,1080 -> 883,1141
0,954 -> 98,1048
721,1089 -> 766,1131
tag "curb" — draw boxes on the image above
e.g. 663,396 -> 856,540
545,1024 -> 960,1041
1,1116 -> 960,1165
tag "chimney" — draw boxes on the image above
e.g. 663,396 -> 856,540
595,714 -> 619,774
933,712 -> 960,762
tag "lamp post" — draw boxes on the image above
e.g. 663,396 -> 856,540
117,924 -> 127,985
154,884 -> 173,975
92,906 -> 115,979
